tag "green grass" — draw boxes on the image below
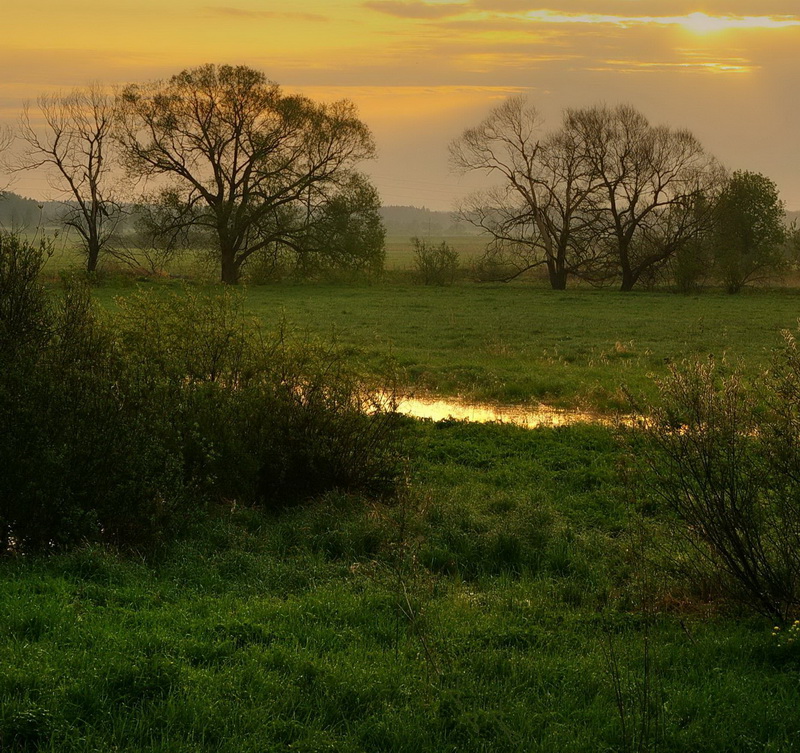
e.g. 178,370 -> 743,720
8,273 -> 800,750
3,422 -> 799,751
89,280 -> 800,412
42,234 -> 486,278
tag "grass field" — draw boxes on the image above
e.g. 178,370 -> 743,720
91,280 -> 800,412
383,234 -> 487,270
5,269 -> 800,751
3,421 -> 799,751
39,234 -> 487,276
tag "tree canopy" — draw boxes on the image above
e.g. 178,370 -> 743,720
451,99 -> 723,291
711,170 -> 787,293
117,64 -> 379,283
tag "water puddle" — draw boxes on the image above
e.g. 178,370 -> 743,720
384,393 -> 623,429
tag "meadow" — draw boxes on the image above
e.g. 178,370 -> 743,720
3,256 -> 800,751
91,280 -> 800,413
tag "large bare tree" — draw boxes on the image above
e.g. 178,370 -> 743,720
450,97 -> 601,290
116,64 -> 377,284
19,85 -> 122,272
565,105 -> 722,291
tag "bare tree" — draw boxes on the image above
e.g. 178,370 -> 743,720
0,126 -> 13,192
19,85 -> 122,272
450,98 -> 601,290
116,64 -> 377,284
565,105 -> 722,291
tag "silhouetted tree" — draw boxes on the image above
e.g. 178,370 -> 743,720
19,85 -> 122,272
565,105 -> 722,291
117,64 -> 377,284
450,98 -> 601,290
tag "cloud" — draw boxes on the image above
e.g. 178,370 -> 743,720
204,6 -> 328,22
588,58 -> 758,75
511,10 -> 800,32
363,1 -> 470,19
472,1 -> 800,15
365,1 -> 800,33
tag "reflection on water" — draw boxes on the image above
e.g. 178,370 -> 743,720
386,394 -> 620,429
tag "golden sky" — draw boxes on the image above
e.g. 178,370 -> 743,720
3,1 -> 799,209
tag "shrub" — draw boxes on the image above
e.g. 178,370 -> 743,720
114,287 -> 401,509
0,233 -> 52,359
637,355 -> 800,621
411,237 -> 459,286
0,239 -> 401,553
0,267 -> 187,551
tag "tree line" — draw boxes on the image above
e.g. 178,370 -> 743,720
0,68 -> 795,290
450,98 -> 796,292
1,65 -> 385,284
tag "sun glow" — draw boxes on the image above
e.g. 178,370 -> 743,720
679,12 -> 799,34
520,10 -> 800,33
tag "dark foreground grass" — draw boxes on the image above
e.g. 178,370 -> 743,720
3,421 -> 799,752
91,281 -> 800,412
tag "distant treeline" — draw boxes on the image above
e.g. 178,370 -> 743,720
379,206 -> 480,237
0,193 -> 63,228
0,194 -> 480,240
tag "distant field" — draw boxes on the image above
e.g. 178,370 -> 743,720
384,234 -> 486,270
92,280 -> 800,412
41,234 -> 488,276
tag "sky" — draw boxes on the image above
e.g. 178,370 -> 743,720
2,1 -> 798,210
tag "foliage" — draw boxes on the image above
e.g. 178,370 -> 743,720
295,173 -> 386,278
637,354 -> 800,621
0,237 -> 400,553
117,64 -> 378,284
0,233 -> 52,359
0,273 -> 186,552
411,236 -> 459,285
711,170 -> 787,293
248,173 -> 386,281
114,287 -> 401,507
669,234 -> 713,293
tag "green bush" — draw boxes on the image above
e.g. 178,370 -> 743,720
0,234 -> 401,553
114,286 -> 401,509
0,272 -> 187,551
637,353 -> 800,622
411,237 -> 459,286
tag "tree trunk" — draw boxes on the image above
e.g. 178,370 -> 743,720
549,268 -> 568,290
220,252 -> 239,284
86,237 -> 100,273
620,267 -> 638,291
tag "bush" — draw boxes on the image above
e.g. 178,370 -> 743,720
636,354 -> 800,621
411,237 -> 459,286
0,268 -> 187,551
114,287 -> 401,509
0,236 -> 401,553
0,233 -> 52,359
